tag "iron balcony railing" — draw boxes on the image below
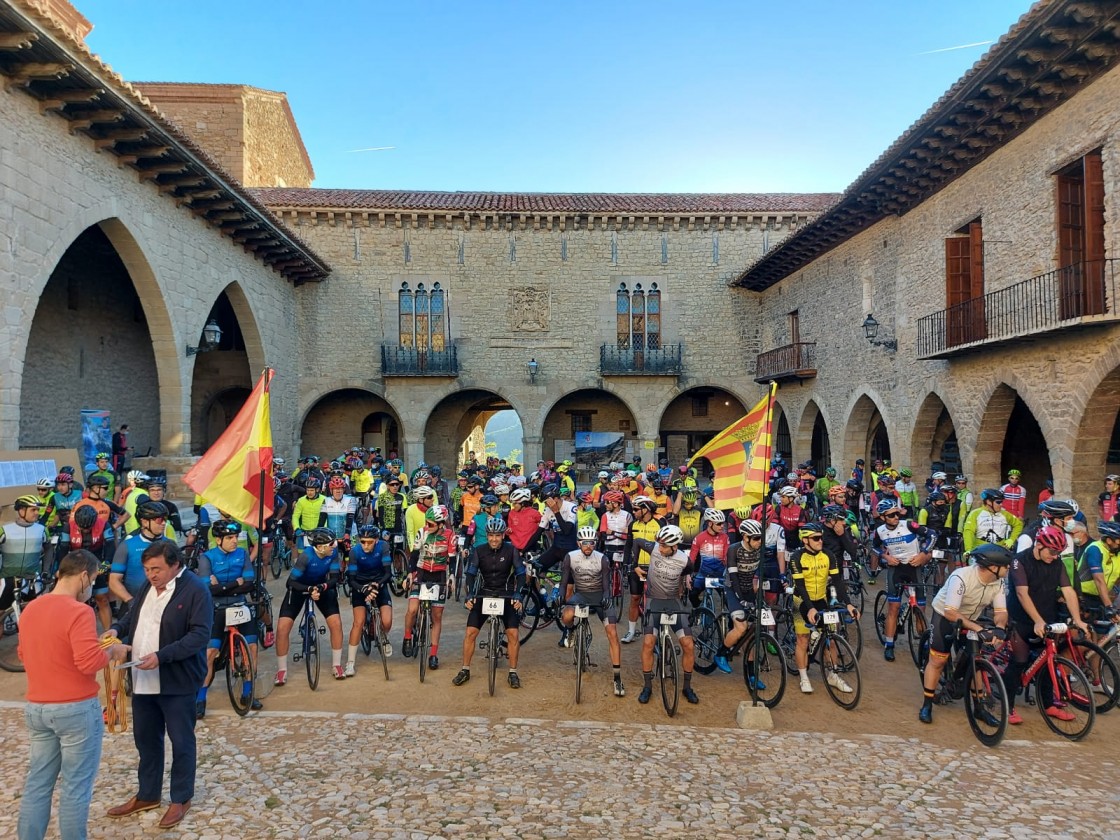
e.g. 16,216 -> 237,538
599,343 -> 683,375
380,342 -> 459,376
917,259 -> 1119,359
754,342 -> 817,383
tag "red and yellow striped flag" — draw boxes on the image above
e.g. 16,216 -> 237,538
687,382 -> 777,510
184,368 -> 274,528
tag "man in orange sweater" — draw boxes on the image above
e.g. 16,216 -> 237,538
17,549 -> 130,840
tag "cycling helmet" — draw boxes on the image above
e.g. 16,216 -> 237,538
633,496 -> 657,513
786,472 -> 799,482
798,522 -> 824,540
466,476 -> 482,487
656,525 -> 684,546
943,485 -> 958,495
510,488 -> 532,503
876,499 -> 902,515
845,479 -> 861,490
1098,521 -> 1120,540
681,488 -> 699,501
328,476 -> 346,490
1033,525 -> 1066,553
55,472 -> 74,483
559,485 -> 573,497
900,468 -> 913,478
779,486 -> 799,498
308,528 -> 336,547
1064,498 -> 1081,515
430,465 -> 442,476
1107,474 -> 1120,483
734,506 -> 752,521
36,478 -> 53,490
576,525 -> 598,542
577,491 -> 593,504
273,457 -> 286,467
1040,499 -> 1076,519
480,494 -> 500,506
136,501 -> 169,521
738,518 -> 763,538
413,486 -> 436,501
94,451 -> 111,461
541,484 -> 561,499
212,520 -> 242,539
14,495 -> 41,510
702,508 -> 725,524
678,465 -> 688,474
493,484 -> 510,496
304,477 -> 323,490
955,475 -> 968,483
931,471 -> 947,481
878,475 -> 896,486
648,477 -> 663,491
970,543 -> 1013,569
425,505 -> 449,523
820,504 -> 846,521
828,485 -> 845,500
980,488 -> 1004,503
1007,469 -> 1022,477
329,460 -> 342,471
603,490 -> 625,504
73,505 -> 98,530
625,470 -> 637,479
926,490 -> 946,503
357,525 -> 379,540
86,474 -> 110,488
597,470 -> 609,480
825,467 -> 837,477
414,470 -> 431,483
486,516 -> 508,535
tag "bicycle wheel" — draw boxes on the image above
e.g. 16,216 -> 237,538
269,539 -> 283,579
281,536 -> 293,570
690,608 -> 719,674
659,632 -> 679,717
964,657 -> 1008,748
376,622 -> 390,681
359,609 -> 373,655
873,591 -> 889,646
1071,638 -> 1119,714
518,587 -> 542,644
488,617 -> 499,697
255,590 -> 273,650
225,633 -> 255,716
574,621 -> 586,704
610,567 -> 625,619
774,610 -> 800,677
1035,655 -> 1095,741
819,634 -> 861,710
389,550 -> 408,597
454,554 -> 467,603
418,607 -> 431,684
743,630 -> 787,709
907,606 -> 929,668
305,611 -> 320,691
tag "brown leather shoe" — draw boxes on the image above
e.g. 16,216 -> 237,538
158,801 -> 191,829
107,796 -> 161,818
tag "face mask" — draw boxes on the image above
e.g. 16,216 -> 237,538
1063,520 -> 1077,534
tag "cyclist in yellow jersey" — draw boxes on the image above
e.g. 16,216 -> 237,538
405,486 -> 436,551
647,479 -> 671,520
291,478 -> 327,548
673,488 -> 703,548
621,496 -> 664,643
575,492 -> 598,530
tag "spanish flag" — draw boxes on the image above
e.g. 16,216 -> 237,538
184,368 -> 274,528
688,382 -> 777,510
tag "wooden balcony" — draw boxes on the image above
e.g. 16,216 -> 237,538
754,342 -> 817,383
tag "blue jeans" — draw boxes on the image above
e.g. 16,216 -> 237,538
18,696 -> 104,840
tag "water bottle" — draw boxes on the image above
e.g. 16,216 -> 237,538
828,585 -> 839,607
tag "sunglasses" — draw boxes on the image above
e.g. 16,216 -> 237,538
806,535 -> 823,542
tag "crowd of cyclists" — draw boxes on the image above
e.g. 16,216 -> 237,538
2,446 -> 1119,743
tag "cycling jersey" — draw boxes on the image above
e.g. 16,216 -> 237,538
347,541 -> 391,587
576,507 -> 598,530
1078,539 -> 1120,598
599,509 -> 633,548
676,507 -> 702,545
291,495 -> 327,532
1007,548 -> 1070,625
560,549 -> 609,598
789,547 -> 844,603
931,564 -> 1007,620
468,511 -> 494,548
376,491 -> 407,532
197,545 -> 254,607
648,491 -> 671,520
468,542 -> 524,596
689,531 -> 730,578
288,545 -> 340,591
632,539 -> 693,600
1099,492 -> 1119,523
88,469 -> 117,497
999,482 -> 1027,519
627,518 -> 662,567
460,490 -> 483,525
588,482 -> 611,508
872,520 -> 934,564
69,498 -> 124,554
350,469 -> 374,495
962,507 -> 1023,553
43,488 -> 83,530
540,501 -> 578,552
506,506 -> 541,551
321,494 -> 357,540
413,527 -> 455,573
110,533 -> 169,597
895,481 -> 919,511
0,519 -> 47,578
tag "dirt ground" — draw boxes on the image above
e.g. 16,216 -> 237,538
3,573 -> 1117,756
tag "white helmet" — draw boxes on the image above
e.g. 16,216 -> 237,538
931,471 -> 947,481
779,486 -> 799,498
413,486 -> 436,500
493,484 -> 510,496
656,525 -> 684,546
510,488 -> 532,503
36,477 -> 53,489
597,470 -> 609,480
127,469 -> 145,484
576,526 -> 598,542
702,508 -> 726,524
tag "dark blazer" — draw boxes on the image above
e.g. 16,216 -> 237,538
112,568 -> 212,695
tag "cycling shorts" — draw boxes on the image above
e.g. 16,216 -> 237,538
279,587 -> 340,620
567,593 -> 617,625
642,597 -> 691,638
209,602 -> 256,647
350,583 -> 392,610
466,596 -> 519,631
793,596 -> 828,635
886,565 -> 925,604
408,570 -> 447,605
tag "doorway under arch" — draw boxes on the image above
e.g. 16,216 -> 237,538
658,387 -> 747,469
302,390 -> 403,461
976,384 -> 1050,520
1071,362 -> 1120,513
910,393 -> 960,478
424,389 -> 521,470
796,400 -> 832,475
543,389 -> 638,472
844,394 -> 891,471
190,289 -> 254,455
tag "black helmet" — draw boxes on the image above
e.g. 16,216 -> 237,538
541,484 -> 561,499
927,490 -> 946,503
73,505 -> 98,530
845,479 -> 861,490
980,488 -> 1005,503
308,528 -> 337,547
970,543 -> 1013,569
357,524 -> 379,539
86,474 -> 110,488
1040,499 -> 1076,519
147,475 -> 167,487
136,501 -> 169,521
304,477 -> 322,490
212,520 -> 242,539
480,494 -> 500,506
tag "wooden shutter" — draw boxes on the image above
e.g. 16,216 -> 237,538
968,220 -> 987,339
1084,151 -> 1106,315
945,237 -> 971,346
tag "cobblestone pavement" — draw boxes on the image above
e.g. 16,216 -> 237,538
0,703 -> 1117,840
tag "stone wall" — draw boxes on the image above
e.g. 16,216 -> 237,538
135,84 -> 246,183
243,89 -> 313,188
753,60 -> 1120,518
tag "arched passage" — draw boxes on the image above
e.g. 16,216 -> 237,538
796,400 -> 832,475
302,389 -> 403,461
910,392 -> 960,478
19,222 -> 167,456
774,404 -> 792,465
658,387 -> 747,468
844,394 -> 891,471
425,389 -> 521,471
1072,363 -> 1120,514
976,383 -> 1050,518
542,389 -> 635,475
189,288 -> 255,454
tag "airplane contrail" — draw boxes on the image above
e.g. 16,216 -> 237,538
917,40 -> 993,56
344,146 -> 396,153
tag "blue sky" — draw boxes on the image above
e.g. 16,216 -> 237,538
80,1 -> 1032,194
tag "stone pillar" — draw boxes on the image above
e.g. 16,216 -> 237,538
522,435 -> 543,469
404,438 -> 425,473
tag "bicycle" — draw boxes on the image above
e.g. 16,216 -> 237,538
567,600 -> 597,703
721,599 -> 787,708
517,557 -> 563,644
477,593 -> 516,696
387,532 -> 409,597
989,623 -> 1096,741
250,578 -> 274,651
841,546 -> 867,615
650,606 -> 694,717
269,522 -> 292,579
691,576 -> 730,674
291,587 -> 325,690
874,579 -> 933,666
917,620 -> 1009,747
605,548 -> 627,622
805,609 -> 862,710
449,535 -> 468,602
213,603 -> 256,715
410,579 -> 441,683
356,583 -> 391,680
0,576 -> 43,673
1053,624 -> 1118,715
181,527 -> 203,573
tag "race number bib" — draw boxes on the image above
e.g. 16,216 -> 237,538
482,597 -> 504,615
225,605 -> 251,625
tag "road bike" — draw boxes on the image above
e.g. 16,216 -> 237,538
1052,623 -> 1119,714
448,535 -> 469,602
477,593 -> 516,696
518,556 -> 563,644
358,583 -> 391,681
410,579 -> 442,683
291,588 -> 326,690
691,576 -> 730,674
567,600 -> 597,704
213,603 -> 256,715
650,606 -> 693,717
807,610 -> 862,710
720,599 -> 787,708
387,532 -> 409,597
268,521 -> 292,579
605,548 -> 627,620
874,579 -> 933,666
0,576 -> 42,672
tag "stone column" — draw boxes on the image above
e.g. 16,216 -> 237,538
522,435 -> 543,469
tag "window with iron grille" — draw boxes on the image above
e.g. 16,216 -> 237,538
616,282 -> 661,350
398,281 -> 448,349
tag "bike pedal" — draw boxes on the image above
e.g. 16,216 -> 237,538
293,654 -> 302,662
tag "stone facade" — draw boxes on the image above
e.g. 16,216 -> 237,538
752,59 -> 1120,518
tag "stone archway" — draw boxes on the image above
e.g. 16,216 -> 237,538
658,387 -> 748,469
1071,362 -> 1120,515
910,392 -> 960,478
796,399 -> 832,475
976,383 -> 1050,518
424,389 -> 522,471
19,222 -> 173,456
200,387 -> 252,453
302,389 -> 404,461
843,393 -> 891,471
541,389 -> 638,476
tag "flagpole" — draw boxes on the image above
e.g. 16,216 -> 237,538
255,367 -> 271,582
753,381 -> 777,707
